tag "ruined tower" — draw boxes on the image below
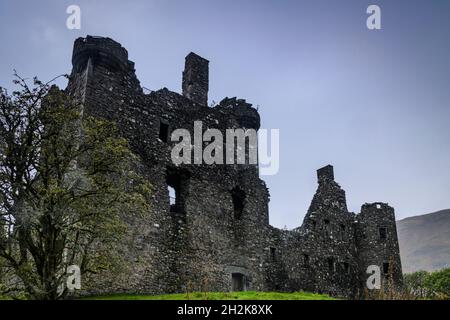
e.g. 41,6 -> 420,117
356,203 -> 403,292
64,36 -> 402,298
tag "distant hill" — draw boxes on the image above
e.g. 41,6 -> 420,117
397,209 -> 450,274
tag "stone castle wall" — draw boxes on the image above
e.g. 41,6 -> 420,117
65,36 -> 402,298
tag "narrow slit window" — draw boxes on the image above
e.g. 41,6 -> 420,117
340,224 -> 346,240
343,262 -> 349,274
303,254 -> 309,267
168,185 -> 176,206
231,187 -> 246,220
159,121 -> 169,142
270,247 -> 277,261
379,227 -> 387,240
166,169 -> 186,214
383,262 -> 390,276
327,257 -> 334,273
324,219 -> 330,237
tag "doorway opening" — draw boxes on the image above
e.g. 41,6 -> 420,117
231,273 -> 246,291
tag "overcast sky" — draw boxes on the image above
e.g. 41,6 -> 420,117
1,0 -> 449,228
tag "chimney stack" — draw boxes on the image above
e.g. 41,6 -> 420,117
317,165 -> 334,183
182,52 -> 209,106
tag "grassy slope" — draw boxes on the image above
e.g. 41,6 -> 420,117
87,291 -> 335,300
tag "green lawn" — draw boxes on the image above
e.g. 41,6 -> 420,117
87,291 -> 335,300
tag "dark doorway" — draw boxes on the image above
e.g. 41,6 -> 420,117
232,273 -> 245,291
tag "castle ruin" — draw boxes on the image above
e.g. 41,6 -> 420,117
66,36 -> 402,298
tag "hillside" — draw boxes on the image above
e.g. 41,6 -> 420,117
397,209 -> 450,273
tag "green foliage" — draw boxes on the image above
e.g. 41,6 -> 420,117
424,268 -> 450,299
85,291 -> 336,300
403,270 -> 429,299
0,74 -> 151,299
404,268 -> 450,299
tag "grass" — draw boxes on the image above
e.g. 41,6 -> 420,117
86,291 -> 335,300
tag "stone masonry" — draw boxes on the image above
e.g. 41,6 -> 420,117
65,36 -> 402,298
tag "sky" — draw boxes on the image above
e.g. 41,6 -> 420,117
0,0 -> 449,229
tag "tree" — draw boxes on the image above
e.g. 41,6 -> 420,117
0,73 -> 150,299
424,268 -> 450,299
403,270 -> 429,299
404,269 -> 450,299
